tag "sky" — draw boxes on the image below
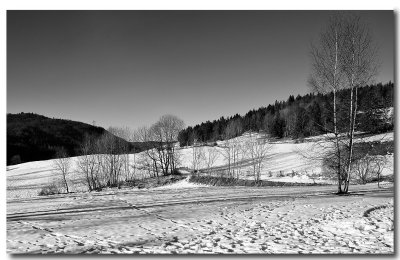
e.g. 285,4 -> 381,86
7,10 -> 394,130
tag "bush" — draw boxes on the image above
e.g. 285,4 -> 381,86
38,183 -> 61,196
10,155 -> 22,165
189,175 -> 328,187
126,175 -> 186,189
171,168 -> 182,175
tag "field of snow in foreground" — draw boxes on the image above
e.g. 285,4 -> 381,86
7,184 -> 393,254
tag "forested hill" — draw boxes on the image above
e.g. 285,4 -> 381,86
178,82 -> 394,146
7,113 -> 120,165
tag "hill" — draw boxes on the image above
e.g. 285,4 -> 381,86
7,113 -> 122,165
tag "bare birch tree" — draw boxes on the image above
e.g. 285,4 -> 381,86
309,14 -> 346,193
340,14 -> 379,192
309,12 -> 378,193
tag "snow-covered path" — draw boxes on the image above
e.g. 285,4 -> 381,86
7,184 -> 394,254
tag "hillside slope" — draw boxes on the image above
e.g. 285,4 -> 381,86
7,113 -> 113,165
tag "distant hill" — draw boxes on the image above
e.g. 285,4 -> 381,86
7,113 -> 120,165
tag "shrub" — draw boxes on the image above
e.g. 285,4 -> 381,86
171,168 -> 182,175
10,155 -> 22,165
38,183 -> 61,196
189,175 -> 328,187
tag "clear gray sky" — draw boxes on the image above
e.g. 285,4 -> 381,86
7,11 -> 394,130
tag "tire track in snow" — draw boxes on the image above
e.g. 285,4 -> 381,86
7,187 -> 392,221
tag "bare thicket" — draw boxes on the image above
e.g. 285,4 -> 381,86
220,139 -> 233,178
243,133 -> 272,183
108,126 -> 134,182
77,134 -> 101,191
151,115 -> 185,175
133,126 -> 159,177
220,119 -> 243,179
373,155 -> 387,188
205,146 -> 220,176
192,135 -> 206,176
52,147 -> 71,193
97,132 -> 127,188
134,114 -> 185,177
353,155 -> 374,184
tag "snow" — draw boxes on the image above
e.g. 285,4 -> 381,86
357,132 -> 393,143
152,176 -> 209,190
6,183 -> 394,254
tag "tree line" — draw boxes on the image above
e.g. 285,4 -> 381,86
178,81 -> 393,146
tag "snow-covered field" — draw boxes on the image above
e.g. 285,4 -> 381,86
7,184 -> 394,254
5,130 -> 393,196
7,131 -> 393,198
6,131 -> 394,254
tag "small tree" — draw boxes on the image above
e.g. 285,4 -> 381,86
192,137 -> 206,176
372,155 -> 388,188
77,134 -> 101,191
133,115 -> 185,177
220,120 -> 243,179
10,155 -> 22,165
243,133 -> 272,183
133,126 -> 160,177
53,147 -> 71,193
151,114 -> 185,175
108,126 -> 134,181
353,155 -> 374,184
206,146 -> 219,176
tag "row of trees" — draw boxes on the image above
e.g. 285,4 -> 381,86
53,131 -> 130,193
191,129 -> 271,183
51,113 -> 275,192
178,82 -> 393,146
51,115 -> 185,193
